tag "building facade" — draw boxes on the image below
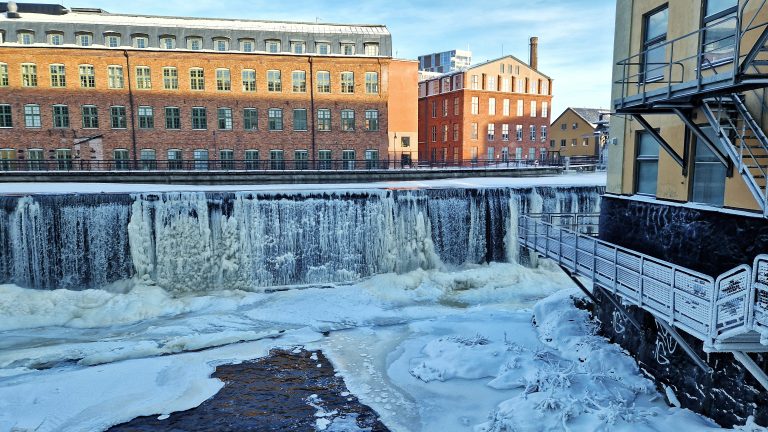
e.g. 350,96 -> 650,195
549,107 -> 609,158
0,3 -> 418,169
417,49 -> 472,73
604,0 -> 768,426
417,42 -> 552,164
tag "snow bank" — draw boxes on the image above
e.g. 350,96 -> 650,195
0,283 -> 253,331
474,289 -> 727,432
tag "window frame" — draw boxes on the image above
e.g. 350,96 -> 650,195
316,71 -> 331,93
79,64 -> 96,88
81,105 -> 99,129
24,104 -> 41,128
50,64 -> 66,88
341,72 -> 355,93
268,108 -> 283,131
110,105 -> 127,129
341,109 -> 355,131
217,107 -> 233,130
635,130 -> 660,196
52,104 -> 70,128
216,68 -> 232,92
163,66 -> 179,90
165,106 -> 181,130
138,105 -> 154,129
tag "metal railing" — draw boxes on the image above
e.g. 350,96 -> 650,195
614,0 -> 768,109
702,94 -> 768,215
0,157 -> 593,173
518,215 -> 763,350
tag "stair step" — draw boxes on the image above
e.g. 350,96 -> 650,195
751,60 -> 768,67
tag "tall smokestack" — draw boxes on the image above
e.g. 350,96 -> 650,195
529,36 -> 538,70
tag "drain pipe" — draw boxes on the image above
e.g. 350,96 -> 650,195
123,50 -> 138,167
308,56 -> 316,163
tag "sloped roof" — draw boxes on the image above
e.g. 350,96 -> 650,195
570,108 -> 605,127
0,5 -> 390,35
468,54 -> 551,79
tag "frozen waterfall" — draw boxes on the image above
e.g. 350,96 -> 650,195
0,186 -> 603,293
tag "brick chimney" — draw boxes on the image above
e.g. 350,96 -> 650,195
529,36 -> 538,70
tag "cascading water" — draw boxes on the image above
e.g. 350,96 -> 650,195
0,186 -> 604,293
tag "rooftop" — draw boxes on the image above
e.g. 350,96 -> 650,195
570,108 -> 609,126
0,3 -> 390,35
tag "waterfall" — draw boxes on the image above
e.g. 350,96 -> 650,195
0,186 -> 604,293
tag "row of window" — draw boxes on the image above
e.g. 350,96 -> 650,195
427,146 -> 548,162
429,123 -> 548,143
434,97 -> 548,118
421,72 -> 550,97
0,104 -> 381,132
3,31 -> 381,56
0,148 -> 383,171
634,127 -> 726,207
550,138 -> 598,148
0,63 -> 380,94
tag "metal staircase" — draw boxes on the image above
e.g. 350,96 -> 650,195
702,93 -> 768,214
518,214 -> 768,390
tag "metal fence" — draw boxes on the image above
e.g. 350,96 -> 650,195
518,214 -> 760,350
0,156 -> 600,173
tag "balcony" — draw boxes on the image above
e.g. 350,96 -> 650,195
614,0 -> 768,112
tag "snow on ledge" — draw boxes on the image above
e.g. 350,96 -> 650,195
0,173 -> 606,195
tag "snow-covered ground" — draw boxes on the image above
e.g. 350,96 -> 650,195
0,260 -> 763,432
0,172 -> 606,194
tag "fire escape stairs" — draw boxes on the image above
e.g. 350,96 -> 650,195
702,94 -> 768,215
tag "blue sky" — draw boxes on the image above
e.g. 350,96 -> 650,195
55,0 -> 616,118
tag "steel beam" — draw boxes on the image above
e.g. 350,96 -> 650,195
732,351 -> 768,392
632,114 -> 685,167
672,108 -> 733,176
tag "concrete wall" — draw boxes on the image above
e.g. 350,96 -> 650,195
0,166 -> 563,184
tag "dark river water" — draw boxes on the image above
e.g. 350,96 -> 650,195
108,349 -> 390,431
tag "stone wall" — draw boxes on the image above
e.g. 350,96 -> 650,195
599,195 -> 768,276
593,288 -> 768,428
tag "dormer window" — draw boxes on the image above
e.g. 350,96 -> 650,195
214,38 -> 229,52
240,39 -> 255,52
76,33 -> 93,47
267,40 -> 280,53
341,43 -> 355,55
105,34 -> 121,48
47,32 -> 64,46
187,37 -> 202,50
133,35 -> 149,49
266,39 -> 281,53
316,42 -> 330,55
364,43 -> 379,56
17,31 -> 34,45
160,36 -> 176,49
290,41 -> 305,54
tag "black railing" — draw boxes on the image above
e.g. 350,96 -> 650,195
0,157 -> 597,173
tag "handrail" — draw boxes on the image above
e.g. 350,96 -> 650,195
518,215 -> 767,350
615,0 -> 768,108
0,157 -> 582,173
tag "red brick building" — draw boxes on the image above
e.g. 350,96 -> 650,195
418,38 -> 553,164
0,4 -> 418,169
